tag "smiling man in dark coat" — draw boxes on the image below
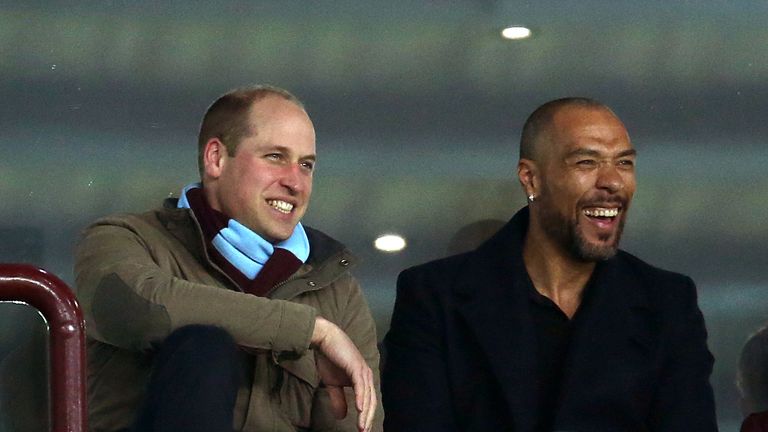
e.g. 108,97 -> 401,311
382,98 -> 718,431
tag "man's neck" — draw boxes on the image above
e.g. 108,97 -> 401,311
522,223 -> 595,319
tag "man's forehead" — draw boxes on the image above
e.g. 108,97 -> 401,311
246,97 -> 315,134
544,106 -> 630,152
242,97 -> 316,157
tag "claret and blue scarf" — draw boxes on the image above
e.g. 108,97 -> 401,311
177,183 -> 310,296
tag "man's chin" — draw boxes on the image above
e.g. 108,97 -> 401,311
576,244 -> 618,262
571,221 -> 625,261
572,234 -> 620,262
264,225 -> 299,244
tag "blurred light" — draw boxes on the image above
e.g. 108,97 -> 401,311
374,234 -> 406,253
501,26 -> 532,40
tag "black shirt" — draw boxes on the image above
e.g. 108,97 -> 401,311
515,264 -> 600,431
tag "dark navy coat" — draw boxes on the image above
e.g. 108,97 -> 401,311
382,207 -> 717,432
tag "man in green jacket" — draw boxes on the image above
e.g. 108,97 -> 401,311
75,85 -> 381,432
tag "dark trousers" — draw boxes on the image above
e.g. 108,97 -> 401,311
130,325 -> 242,432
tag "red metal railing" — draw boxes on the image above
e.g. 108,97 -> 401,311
0,264 -> 87,432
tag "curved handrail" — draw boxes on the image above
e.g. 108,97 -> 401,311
0,264 -> 87,432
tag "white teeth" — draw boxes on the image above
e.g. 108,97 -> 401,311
584,208 -> 619,217
267,200 -> 293,214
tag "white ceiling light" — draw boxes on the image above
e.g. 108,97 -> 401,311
374,234 -> 407,253
501,26 -> 532,40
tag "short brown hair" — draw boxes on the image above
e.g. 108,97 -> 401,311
519,97 -> 610,161
197,85 -> 305,178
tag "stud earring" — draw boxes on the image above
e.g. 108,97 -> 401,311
527,193 -> 535,203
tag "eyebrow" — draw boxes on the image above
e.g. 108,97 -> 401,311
268,145 -> 316,161
565,148 -> 637,158
617,149 -> 637,158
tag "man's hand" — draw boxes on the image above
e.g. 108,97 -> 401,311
311,317 -> 376,432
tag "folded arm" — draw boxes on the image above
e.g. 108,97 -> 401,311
75,217 -> 317,354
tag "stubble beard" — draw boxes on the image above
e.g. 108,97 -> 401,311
537,198 -> 626,262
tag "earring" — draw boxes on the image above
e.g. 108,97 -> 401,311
527,193 -> 535,203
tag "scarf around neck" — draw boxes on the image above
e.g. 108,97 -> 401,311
178,182 -> 310,295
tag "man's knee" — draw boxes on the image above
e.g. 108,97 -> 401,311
133,325 -> 241,432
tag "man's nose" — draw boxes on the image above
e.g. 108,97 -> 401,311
279,163 -> 306,193
596,163 -> 624,193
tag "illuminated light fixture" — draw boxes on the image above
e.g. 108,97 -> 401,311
374,234 -> 407,253
501,26 -> 532,40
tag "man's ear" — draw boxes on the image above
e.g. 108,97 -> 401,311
517,159 -> 539,198
203,138 -> 227,179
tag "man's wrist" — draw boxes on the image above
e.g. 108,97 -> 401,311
311,316 -> 330,347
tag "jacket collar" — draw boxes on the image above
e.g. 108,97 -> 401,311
453,206 -> 651,428
156,199 -> 357,299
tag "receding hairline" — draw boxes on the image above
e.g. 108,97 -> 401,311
196,84 -> 307,179
519,97 -> 617,161
247,92 -> 312,129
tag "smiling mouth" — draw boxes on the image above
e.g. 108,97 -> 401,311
583,207 -> 619,219
267,199 -> 294,214
581,207 -> 621,224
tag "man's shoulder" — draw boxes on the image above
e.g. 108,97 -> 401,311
614,249 -> 692,286
302,225 -> 352,266
613,249 -> 698,308
82,206 -> 196,250
397,252 -> 474,291
88,206 -> 189,232
405,252 -> 473,273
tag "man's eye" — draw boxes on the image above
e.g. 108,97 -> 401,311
301,161 -> 315,171
577,159 -> 597,166
618,159 -> 635,167
266,153 -> 282,161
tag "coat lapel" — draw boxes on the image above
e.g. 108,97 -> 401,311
554,255 -> 655,424
454,209 -> 539,431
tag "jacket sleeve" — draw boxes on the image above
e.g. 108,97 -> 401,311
649,276 -> 718,431
381,268 -> 458,432
310,273 -> 384,432
74,217 -> 317,354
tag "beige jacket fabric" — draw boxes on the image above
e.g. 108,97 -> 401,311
75,203 -> 383,432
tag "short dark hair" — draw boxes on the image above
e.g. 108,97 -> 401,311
519,97 -> 609,160
197,85 -> 305,178
739,324 -> 768,412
